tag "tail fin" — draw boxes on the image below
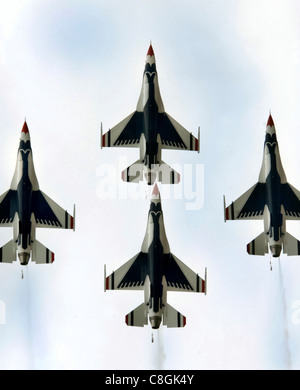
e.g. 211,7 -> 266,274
32,240 -> 55,264
163,303 -> 186,328
0,240 -> 16,263
125,303 -> 148,327
283,232 -> 300,256
247,232 -> 268,256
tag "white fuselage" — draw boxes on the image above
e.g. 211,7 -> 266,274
141,193 -> 170,329
259,123 -> 287,257
11,128 -> 39,265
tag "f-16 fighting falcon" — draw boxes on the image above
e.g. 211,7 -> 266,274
101,44 -> 200,185
105,184 -> 207,329
0,121 -> 75,266
224,114 -> 300,261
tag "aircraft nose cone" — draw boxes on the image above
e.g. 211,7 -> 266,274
270,245 -> 281,258
147,44 -> 154,57
267,114 -> 275,127
18,252 -> 30,266
150,316 -> 161,330
22,121 -> 29,135
151,183 -> 161,202
20,121 -> 31,142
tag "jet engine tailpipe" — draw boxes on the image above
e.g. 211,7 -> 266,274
150,316 -> 161,330
270,245 -> 281,258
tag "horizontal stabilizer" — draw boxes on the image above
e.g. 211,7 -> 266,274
158,161 -> 181,184
0,240 -> 16,263
163,303 -> 186,328
247,232 -> 268,256
283,232 -> 300,256
125,303 -> 148,327
121,160 -> 144,183
32,240 -> 55,264
121,161 -> 180,185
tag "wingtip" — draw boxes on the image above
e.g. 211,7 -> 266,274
72,204 -> 76,232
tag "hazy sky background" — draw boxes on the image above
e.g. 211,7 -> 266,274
1,0 -> 300,369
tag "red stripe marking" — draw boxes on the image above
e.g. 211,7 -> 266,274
106,277 -> 109,291
102,134 -> 106,147
226,207 -> 229,221
202,280 -> 205,293
195,138 -> 199,151
183,316 -> 186,327
247,244 -> 250,254
70,216 -> 74,230
51,252 -> 55,263
125,314 -> 129,325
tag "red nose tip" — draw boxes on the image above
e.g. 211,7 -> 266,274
22,121 -> 29,134
152,183 -> 159,196
147,44 -> 154,57
267,114 -> 274,127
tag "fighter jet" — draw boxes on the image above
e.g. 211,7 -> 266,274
224,114 -> 300,259
101,44 -> 200,185
0,121 -> 75,266
105,184 -> 207,329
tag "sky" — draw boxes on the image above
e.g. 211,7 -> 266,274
0,0 -> 300,370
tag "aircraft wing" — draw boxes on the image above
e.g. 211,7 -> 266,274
105,252 -> 148,291
158,113 -> 199,152
0,190 -> 18,227
281,183 -> 300,219
163,254 -> 206,293
101,112 -> 143,148
225,183 -> 266,220
31,190 -> 74,229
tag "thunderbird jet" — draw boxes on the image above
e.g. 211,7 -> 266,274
0,121 -> 75,266
224,114 -> 300,259
105,184 -> 207,329
101,44 -> 200,185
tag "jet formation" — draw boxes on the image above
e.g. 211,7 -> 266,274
4,44 -> 299,337
224,114 -> 300,262
0,121 -> 75,266
105,184 -> 207,330
103,44 -> 205,331
101,44 -> 200,185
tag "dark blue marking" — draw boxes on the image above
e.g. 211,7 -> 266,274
238,183 -> 266,218
31,191 -> 62,227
